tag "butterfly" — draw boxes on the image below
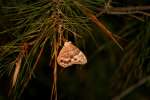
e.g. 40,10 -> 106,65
57,41 -> 87,68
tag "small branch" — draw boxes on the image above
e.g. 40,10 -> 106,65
97,5 -> 150,15
107,6 -> 150,12
112,75 -> 150,100
50,1 -> 64,100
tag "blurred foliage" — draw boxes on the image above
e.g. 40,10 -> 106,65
0,0 -> 150,100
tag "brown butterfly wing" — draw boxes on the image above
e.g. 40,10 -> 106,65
57,42 -> 87,68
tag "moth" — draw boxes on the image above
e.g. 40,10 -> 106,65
57,41 -> 87,68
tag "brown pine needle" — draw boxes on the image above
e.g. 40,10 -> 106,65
89,15 -> 124,50
12,56 -> 22,87
51,40 -> 58,100
74,1 -> 123,50
20,47 -> 44,95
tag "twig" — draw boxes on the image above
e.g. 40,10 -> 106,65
97,5 -> 150,15
112,75 -> 150,100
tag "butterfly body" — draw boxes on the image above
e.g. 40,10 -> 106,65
57,41 -> 87,68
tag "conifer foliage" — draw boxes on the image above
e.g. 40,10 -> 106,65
0,0 -> 150,100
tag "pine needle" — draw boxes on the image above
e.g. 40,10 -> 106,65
12,55 -> 22,87
89,15 -> 124,50
74,1 -> 124,50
